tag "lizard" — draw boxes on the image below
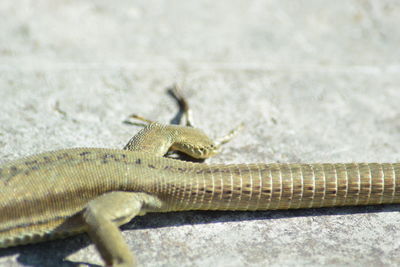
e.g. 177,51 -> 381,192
0,87 -> 399,267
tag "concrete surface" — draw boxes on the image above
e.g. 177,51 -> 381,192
1,1 -> 400,266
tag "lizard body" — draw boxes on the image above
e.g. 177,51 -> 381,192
1,90 -> 399,266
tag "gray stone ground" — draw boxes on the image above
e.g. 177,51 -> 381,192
1,1 -> 400,266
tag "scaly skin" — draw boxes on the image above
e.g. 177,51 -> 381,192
1,94 -> 399,266
1,146 -> 400,262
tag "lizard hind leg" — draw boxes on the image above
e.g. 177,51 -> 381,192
123,86 -> 243,159
125,84 -> 193,128
170,123 -> 244,159
167,85 -> 244,156
82,192 -> 162,267
214,122 -> 244,148
167,84 -> 194,127
123,122 -> 220,159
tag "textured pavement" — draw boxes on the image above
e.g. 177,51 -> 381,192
1,1 -> 400,266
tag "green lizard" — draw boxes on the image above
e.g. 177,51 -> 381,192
0,87 -> 399,266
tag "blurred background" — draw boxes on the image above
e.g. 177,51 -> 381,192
1,1 -> 400,266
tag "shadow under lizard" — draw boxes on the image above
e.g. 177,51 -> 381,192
0,87 -> 399,266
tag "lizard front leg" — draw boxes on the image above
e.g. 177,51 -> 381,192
82,192 -> 162,266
